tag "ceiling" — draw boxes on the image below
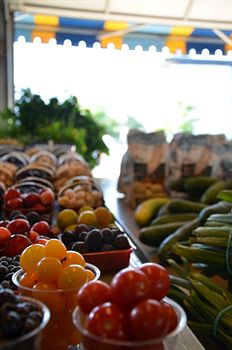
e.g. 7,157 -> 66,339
7,0 -> 232,53
8,0 -> 232,29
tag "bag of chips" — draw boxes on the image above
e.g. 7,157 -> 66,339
118,129 -> 168,207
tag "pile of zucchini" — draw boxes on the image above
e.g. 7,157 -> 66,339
135,178 -> 232,262
168,258 -> 232,349
171,191 -> 232,280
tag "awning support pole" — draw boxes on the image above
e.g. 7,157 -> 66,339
0,0 -> 14,111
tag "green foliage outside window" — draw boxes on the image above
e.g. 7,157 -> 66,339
0,89 -> 113,168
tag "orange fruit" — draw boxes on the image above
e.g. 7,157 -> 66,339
94,206 -> 114,227
78,210 -> 98,227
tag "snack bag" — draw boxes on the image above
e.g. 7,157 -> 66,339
118,129 -> 168,207
167,133 -> 226,198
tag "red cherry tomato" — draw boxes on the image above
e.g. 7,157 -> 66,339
5,188 -> 21,201
27,230 -> 40,243
23,193 -> 41,207
162,302 -> 178,334
86,302 -> 128,340
6,198 -> 23,210
129,299 -> 168,341
40,189 -> 54,206
4,234 -> 32,256
31,221 -> 52,236
139,263 -> 170,300
0,227 -> 11,245
111,268 -> 151,310
77,280 -> 112,314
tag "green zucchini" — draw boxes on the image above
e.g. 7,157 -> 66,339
199,201 -> 232,224
139,222 -> 187,247
165,199 -> 206,214
150,213 -> 198,226
201,180 -> 226,204
184,176 -> 217,197
157,218 -> 201,260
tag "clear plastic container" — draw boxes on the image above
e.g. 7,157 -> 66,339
58,176 -> 104,211
13,263 -> 101,350
0,296 -> 50,350
16,165 -> 54,182
4,182 -> 54,219
72,297 -> 187,350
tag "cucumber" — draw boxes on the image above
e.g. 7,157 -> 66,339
201,180 -> 225,204
199,201 -> 232,224
134,197 -> 170,227
201,179 -> 232,204
184,176 -> 217,198
158,199 -> 206,215
139,222 -> 187,247
205,221 -> 232,227
150,213 -> 198,226
157,218 -> 201,260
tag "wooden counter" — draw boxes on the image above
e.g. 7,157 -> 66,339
97,178 -> 206,350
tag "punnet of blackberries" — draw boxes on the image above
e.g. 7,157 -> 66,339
0,289 -> 43,341
60,224 -> 131,254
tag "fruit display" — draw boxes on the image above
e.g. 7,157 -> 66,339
57,206 -> 114,230
60,225 -> 132,272
60,225 -> 131,253
13,239 -> 100,350
0,216 -> 54,257
73,263 -> 186,350
4,184 -> 55,218
16,239 -> 99,290
58,177 -> 104,211
0,288 -> 50,350
58,205 -> 132,271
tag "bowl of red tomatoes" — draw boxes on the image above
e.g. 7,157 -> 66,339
73,262 -> 186,350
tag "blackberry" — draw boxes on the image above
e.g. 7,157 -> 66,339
101,228 -> 114,244
72,241 -> 89,254
113,235 -> 130,250
86,229 -> 103,252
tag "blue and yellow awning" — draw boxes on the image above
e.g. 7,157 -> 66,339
14,13 -> 232,54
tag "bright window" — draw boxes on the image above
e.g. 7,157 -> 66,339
13,40 -> 232,176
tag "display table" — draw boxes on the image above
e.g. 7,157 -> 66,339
97,178 -> 206,350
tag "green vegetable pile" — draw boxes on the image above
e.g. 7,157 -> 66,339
171,191 -> 232,280
168,258 -> 232,349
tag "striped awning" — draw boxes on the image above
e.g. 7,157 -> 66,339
14,13 -> 232,54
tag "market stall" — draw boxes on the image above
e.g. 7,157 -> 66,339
0,1 -> 232,350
